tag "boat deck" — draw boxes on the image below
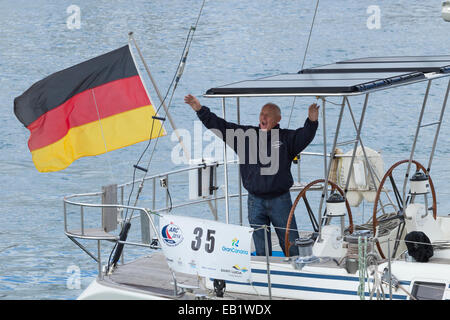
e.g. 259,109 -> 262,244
102,251 -> 288,300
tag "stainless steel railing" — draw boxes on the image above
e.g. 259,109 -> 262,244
62,152 -> 329,279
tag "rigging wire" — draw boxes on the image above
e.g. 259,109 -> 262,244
107,0 -> 206,271
124,0 -> 205,220
287,0 -> 320,129
121,26 -> 196,222
300,0 -> 320,71
127,24 -> 201,217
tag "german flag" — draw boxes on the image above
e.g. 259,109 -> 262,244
14,45 -> 165,172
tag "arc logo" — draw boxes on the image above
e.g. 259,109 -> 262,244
161,222 -> 184,246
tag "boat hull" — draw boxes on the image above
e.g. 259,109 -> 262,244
78,250 -> 450,300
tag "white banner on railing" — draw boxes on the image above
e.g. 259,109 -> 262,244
159,214 -> 253,283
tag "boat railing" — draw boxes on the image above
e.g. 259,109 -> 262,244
63,200 -> 159,278
62,150 -> 398,287
62,151 -> 333,274
63,151 -> 332,236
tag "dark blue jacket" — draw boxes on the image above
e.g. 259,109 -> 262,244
196,106 -> 318,199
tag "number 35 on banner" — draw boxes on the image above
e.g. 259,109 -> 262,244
159,214 -> 253,283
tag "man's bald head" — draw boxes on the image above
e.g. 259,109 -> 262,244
262,103 -> 281,117
259,103 -> 281,131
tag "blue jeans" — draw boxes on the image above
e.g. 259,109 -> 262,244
248,192 -> 299,256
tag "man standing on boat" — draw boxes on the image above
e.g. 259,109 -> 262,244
184,94 -> 319,257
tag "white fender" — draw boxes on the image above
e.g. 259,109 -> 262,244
338,146 -> 384,207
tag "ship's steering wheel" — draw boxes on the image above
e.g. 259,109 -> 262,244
372,159 -> 437,259
284,179 -> 354,257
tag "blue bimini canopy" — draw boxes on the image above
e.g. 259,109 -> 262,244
204,56 -> 450,98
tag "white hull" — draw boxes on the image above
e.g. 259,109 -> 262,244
78,248 -> 450,300
77,278 -> 169,300
208,259 -> 450,300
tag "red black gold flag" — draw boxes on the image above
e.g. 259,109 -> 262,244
14,45 -> 165,172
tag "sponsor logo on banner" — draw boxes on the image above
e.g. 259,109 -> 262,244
232,265 -> 248,273
160,214 -> 253,282
161,222 -> 184,246
188,260 -> 197,270
221,265 -> 248,278
222,237 -> 249,255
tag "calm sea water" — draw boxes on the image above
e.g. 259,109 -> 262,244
1,0 -> 449,299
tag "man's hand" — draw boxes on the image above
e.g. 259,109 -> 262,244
184,94 -> 202,112
308,103 -> 319,122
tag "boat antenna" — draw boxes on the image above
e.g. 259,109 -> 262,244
106,0 -> 207,271
287,0 -> 320,128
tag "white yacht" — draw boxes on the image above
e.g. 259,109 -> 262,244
65,54 -> 450,300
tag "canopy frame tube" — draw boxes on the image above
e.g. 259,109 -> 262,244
427,78 -> 450,173
237,97 -> 243,226
345,97 -> 392,216
316,97 -> 345,242
222,98 -> 231,223
401,80 -> 432,210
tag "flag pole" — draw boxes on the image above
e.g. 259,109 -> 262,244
128,32 -> 191,162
